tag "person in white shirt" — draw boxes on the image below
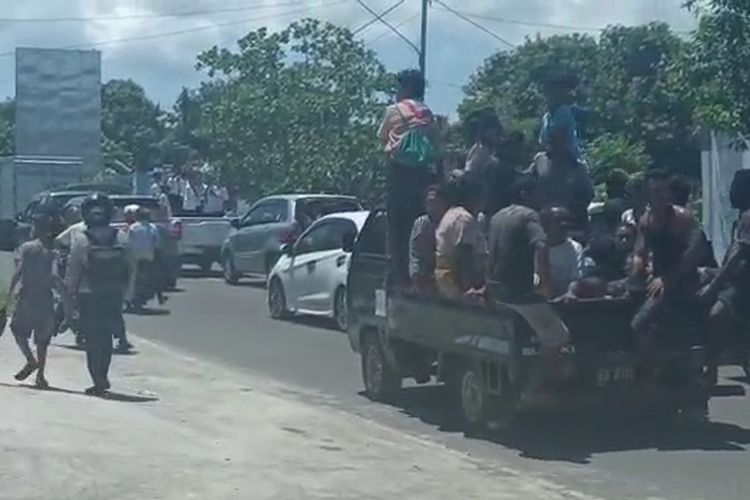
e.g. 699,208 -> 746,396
203,179 -> 229,215
150,171 -> 164,198
126,207 -> 165,308
540,206 -> 584,298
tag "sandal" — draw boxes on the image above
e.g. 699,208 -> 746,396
14,361 -> 39,381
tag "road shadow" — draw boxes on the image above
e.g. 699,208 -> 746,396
368,384 -> 750,464
284,315 -> 343,333
124,307 -> 171,317
180,269 -> 222,280
0,382 -> 158,403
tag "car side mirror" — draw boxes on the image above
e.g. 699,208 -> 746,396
342,232 -> 356,253
280,243 -> 293,256
230,217 -> 241,229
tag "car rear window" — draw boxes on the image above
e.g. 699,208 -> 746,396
111,199 -> 167,223
295,198 -> 362,226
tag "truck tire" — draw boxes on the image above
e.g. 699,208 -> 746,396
446,362 -> 489,431
198,256 -> 213,274
362,333 -> 402,402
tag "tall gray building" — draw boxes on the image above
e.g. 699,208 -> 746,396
14,47 -> 102,173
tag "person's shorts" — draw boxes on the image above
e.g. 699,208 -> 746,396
10,298 -> 54,346
717,285 -> 750,325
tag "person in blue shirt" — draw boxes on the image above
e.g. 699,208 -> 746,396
538,72 -> 585,163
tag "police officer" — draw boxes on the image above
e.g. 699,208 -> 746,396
66,193 -> 130,396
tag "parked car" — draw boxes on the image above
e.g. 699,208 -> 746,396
12,190 -> 92,248
221,194 -> 362,284
267,211 -> 369,331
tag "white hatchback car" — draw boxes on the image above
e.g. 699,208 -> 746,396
267,211 -> 369,330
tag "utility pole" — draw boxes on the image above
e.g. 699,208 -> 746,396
419,0 -> 428,76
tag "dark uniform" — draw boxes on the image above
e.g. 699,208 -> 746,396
67,195 -> 130,394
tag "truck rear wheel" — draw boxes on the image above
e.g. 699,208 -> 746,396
445,361 -> 491,431
362,333 -> 401,402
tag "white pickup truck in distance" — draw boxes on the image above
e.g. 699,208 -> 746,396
176,214 -> 233,272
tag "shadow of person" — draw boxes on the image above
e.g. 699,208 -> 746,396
125,307 -> 170,317
366,385 -> 750,464
0,382 -> 159,403
100,391 -> 159,403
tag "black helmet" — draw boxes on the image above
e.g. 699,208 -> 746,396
81,193 -> 113,227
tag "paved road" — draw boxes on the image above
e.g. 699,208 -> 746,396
3,253 -> 750,499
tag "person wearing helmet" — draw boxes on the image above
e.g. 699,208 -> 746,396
4,208 -> 71,388
66,193 -> 130,396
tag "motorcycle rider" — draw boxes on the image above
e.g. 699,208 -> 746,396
66,193 -> 130,395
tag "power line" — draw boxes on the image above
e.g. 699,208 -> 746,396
432,0 -> 516,49
352,0 -> 405,35
351,0 -> 420,54
366,12 -> 420,43
434,5 -> 693,35
0,1 -> 309,23
0,2 -> 345,59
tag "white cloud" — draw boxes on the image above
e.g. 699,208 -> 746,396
0,0 -> 697,114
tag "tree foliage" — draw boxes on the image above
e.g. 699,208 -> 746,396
585,134 -> 650,184
681,0 -> 750,133
191,19 -> 392,202
101,79 -> 165,171
460,23 -> 699,176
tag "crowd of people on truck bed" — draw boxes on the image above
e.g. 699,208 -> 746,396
379,68 -> 750,387
150,166 -> 230,217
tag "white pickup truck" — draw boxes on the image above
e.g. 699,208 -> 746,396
176,214 -> 233,272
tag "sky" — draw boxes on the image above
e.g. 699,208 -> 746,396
0,0 -> 698,116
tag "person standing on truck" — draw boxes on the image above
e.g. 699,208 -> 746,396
464,108 -> 516,217
5,210 -> 70,388
203,176 -> 229,215
67,194 -> 131,396
378,69 -> 439,287
487,175 -> 551,301
669,174 -> 718,269
409,184 -> 450,294
434,176 -> 487,300
540,206 -> 584,298
527,119 -> 594,238
629,170 -> 705,356
698,170 -> 750,386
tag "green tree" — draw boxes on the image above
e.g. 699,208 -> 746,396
681,0 -> 750,133
460,24 -> 698,176
101,79 -> 165,171
193,19 -> 392,202
585,134 -> 650,184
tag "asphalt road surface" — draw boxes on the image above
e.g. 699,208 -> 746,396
3,254 -> 750,499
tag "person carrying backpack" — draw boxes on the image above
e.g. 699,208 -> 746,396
66,193 -> 131,396
378,69 -> 439,287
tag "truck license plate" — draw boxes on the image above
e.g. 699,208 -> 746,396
596,366 -> 635,387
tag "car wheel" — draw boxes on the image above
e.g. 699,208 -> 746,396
333,287 -> 348,332
268,277 -> 289,319
362,333 -> 401,402
198,256 -> 213,274
447,362 -> 488,431
222,253 -> 240,285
